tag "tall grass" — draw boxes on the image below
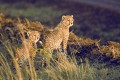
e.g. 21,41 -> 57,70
0,32 -> 113,80
0,14 -> 119,80
0,42 -> 110,80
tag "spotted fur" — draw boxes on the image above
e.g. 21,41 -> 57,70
15,30 -> 40,61
40,15 -> 74,66
41,15 -> 74,52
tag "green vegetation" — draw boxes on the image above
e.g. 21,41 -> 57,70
0,2 -> 67,23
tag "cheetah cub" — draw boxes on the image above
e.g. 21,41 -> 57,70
15,30 -> 40,61
41,15 -> 74,52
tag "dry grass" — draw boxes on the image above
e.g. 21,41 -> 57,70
0,13 -> 120,80
99,41 -> 120,58
69,32 -> 99,46
69,32 -> 120,59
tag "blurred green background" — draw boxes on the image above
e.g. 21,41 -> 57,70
0,0 -> 120,43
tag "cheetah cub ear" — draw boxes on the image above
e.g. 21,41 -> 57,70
27,31 -> 31,37
62,15 -> 66,20
71,15 -> 73,17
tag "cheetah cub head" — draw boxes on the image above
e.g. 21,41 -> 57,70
27,30 -> 40,44
62,15 -> 74,27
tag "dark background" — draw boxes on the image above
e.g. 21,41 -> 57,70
0,0 -> 120,43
